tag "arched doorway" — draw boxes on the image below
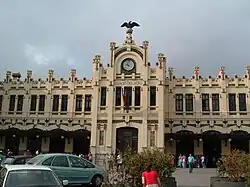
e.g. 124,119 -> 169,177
27,128 -> 42,155
72,130 -> 90,155
175,130 -> 194,159
49,130 -> 65,153
203,130 -> 222,168
230,130 -> 249,153
4,128 -> 21,155
116,127 -> 138,153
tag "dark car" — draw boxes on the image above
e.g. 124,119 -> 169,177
1,155 -> 33,168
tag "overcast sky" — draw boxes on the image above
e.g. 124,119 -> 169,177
0,0 -> 250,79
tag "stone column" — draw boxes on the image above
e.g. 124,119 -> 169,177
41,137 -> 50,153
90,86 -> 99,156
194,139 -> 203,155
19,137 -> 27,154
157,84 -> 165,150
0,136 -> 6,150
106,85 -> 114,153
64,138 -> 73,153
221,140 -> 231,155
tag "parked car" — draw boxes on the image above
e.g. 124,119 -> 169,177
0,165 -> 68,187
0,155 -> 33,168
26,153 -> 105,187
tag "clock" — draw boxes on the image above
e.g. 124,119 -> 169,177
122,59 -> 135,72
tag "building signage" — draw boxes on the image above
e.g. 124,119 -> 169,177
114,80 -> 143,85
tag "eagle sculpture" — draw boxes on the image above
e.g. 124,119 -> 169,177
121,21 -> 140,29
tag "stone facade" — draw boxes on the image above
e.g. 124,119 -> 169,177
0,28 -> 250,159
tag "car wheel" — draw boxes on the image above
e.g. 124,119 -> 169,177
91,175 -> 103,187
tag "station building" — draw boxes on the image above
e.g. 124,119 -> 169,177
0,27 -> 250,166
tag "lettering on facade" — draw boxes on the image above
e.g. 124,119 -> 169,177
114,80 -> 143,86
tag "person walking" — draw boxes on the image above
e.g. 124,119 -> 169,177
142,163 -> 161,187
188,154 -> 194,173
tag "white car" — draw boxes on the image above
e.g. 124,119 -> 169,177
0,165 -> 69,187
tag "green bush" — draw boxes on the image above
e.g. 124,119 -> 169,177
123,148 -> 175,186
217,149 -> 250,185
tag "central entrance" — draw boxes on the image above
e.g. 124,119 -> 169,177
175,130 -> 194,158
230,131 -> 249,153
203,131 -> 222,168
72,130 -> 90,155
116,127 -> 138,153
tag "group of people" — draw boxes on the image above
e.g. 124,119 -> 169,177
178,154 -> 206,170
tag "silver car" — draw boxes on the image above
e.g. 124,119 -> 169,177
0,165 -> 69,187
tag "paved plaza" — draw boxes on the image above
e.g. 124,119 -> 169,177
173,168 -> 217,187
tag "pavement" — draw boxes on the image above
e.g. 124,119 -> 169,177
173,168 -> 217,187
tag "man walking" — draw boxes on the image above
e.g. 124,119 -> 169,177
188,154 -> 194,173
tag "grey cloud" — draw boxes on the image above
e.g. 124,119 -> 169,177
0,0 -> 250,79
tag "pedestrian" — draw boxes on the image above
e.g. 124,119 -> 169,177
201,155 -> 206,168
182,155 -> 186,168
178,154 -> 182,168
188,154 -> 194,173
142,163 -> 161,187
88,152 -> 92,162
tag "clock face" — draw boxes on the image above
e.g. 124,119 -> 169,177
122,59 -> 135,71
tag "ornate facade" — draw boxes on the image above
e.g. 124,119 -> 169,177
0,27 -> 250,166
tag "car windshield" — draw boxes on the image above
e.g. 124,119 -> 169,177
26,155 -> 45,165
2,158 -> 14,165
5,169 -> 61,187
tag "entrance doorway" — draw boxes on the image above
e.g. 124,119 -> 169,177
73,130 -> 90,155
5,135 -> 20,155
175,131 -> 194,159
49,136 -> 65,153
116,127 -> 138,153
27,136 -> 42,155
203,131 -> 222,168
231,131 -> 249,153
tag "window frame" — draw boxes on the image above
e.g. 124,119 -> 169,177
51,156 -> 69,167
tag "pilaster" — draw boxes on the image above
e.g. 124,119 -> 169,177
221,140 -> 231,155
90,86 -> 99,154
0,136 -> 6,150
41,137 -> 50,153
106,85 -> 114,153
19,137 -> 27,153
194,140 -> 203,155
64,138 -> 73,153
157,84 -> 165,149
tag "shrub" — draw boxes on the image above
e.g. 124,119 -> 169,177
243,154 -> 250,185
217,149 -> 245,182
123,148 -> 175,186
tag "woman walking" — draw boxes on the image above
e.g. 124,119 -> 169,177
142,163 -> 161,187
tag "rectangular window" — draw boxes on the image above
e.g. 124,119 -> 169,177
100,87 -> 107,106
149,86 -> 156,106
228,93 -> 236,111
124,87 -> 132,107
9,95 -> 16,111
30,95 -> 37,111
52,95 -> 59,112
0,95 -> 3,111
61,95 -> 68,112
16,95 -> 24,111
175,94 -> 183,112
134,86 -> 141,106
115,87 -> 121,106
150,131 -> 156,147
212,94 -> 220,111
84,94 -> 92,112
99,130 -> 104,146
75,95 -> 82,112
239,93 -> 246,111
38,95 -> 45,111
185,94 -> 193,112
202,94 -> 210,111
